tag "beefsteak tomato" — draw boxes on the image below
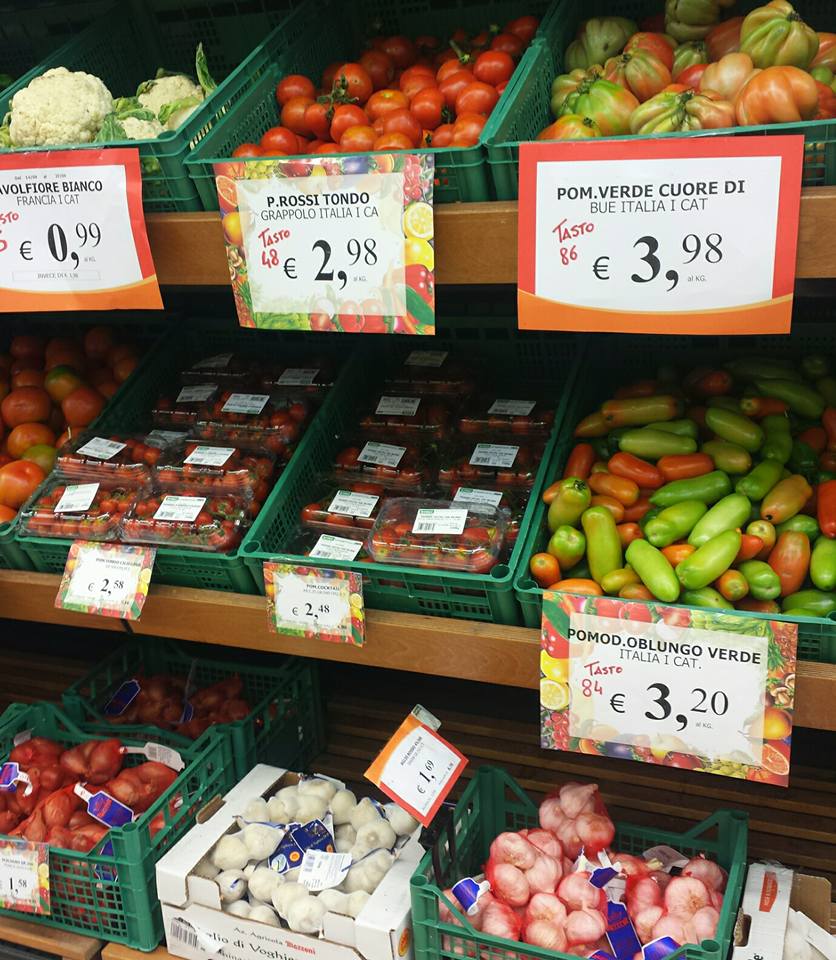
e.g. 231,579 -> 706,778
560,77 -> 639,135
565,17 -> 637,70
706,16 -> 744,60
603,50 -> 673,102
735,64 -> 818,124
701,52 -> 758,100
740,0 -> 819,69
538,115 -> 601,139
630,87 -> 735,132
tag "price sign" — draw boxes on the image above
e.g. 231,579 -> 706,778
518,136 -> 804,335
55,542 -> 156,619
540,593 -> 797,786
264,562 -> 365,646
215,153 -> 435,334
365,709 -> 467,826
0,839 -> 49,914
0,148 -> 162,311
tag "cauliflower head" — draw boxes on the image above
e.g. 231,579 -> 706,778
10,67 -> 113,146
137,73 -> 204,130
121,115 -> 163,140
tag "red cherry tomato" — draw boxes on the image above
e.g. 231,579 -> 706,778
381,35 -> 417,69
359,49 -> 395,91
232,142 -> 262,158
381,108 -> 422,146
505,15 -> 539,44
332,63 -> 373,105
410,87 -> 446,129
455,81 -> 499,116
275,74 -> 316,106
491,32 -> 525,58
438,69 -> 475,109
330,104 -> 369,143
473,50 -> 515,86
340,124 -> 377,151
366,89 -> 409,121
281,96 -> 315,136
259,126 -> 299,155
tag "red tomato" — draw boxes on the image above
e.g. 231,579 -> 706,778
373,132 -> 414,150
400,71 -> 436,100
259,126 -> 299,155
381,108 -> 422,146
314,142 -> 339,154
1,387 -> 51,427
7,422 -> 55,458
365,89 -> 409,121
676,62 -> 709,90
275,75 -> 316,106
381,35 -> 416,69
451,112 -> 486,146
61,386 -> 105,428
473,50 -> 515,86
505,15 -> 539,44
624,32 -> 675,71
83,326 -> 114,361
437,58 -> 470,83
303,102 -> 332,141
340,124 -> 377,151
333,63 -> 373,105
0,460 -> 45,509
455,81 -> 499,116
430,123 -> 455,146
359,50 -> 395,92
330,104 -> 369,143
496,79 -> 509,95
321,61 -> 342,92
11,369 -> 44,389
281,96 -> 315,136
410,87 -> 446,129
9,336 -> 44,364
491,32 -> 525,59
439,69 -> 475,109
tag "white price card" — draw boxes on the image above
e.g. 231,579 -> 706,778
517,136 -> 804,335
376,396 -> 421,416
277,368 -> 320,386
405,350 -> 447,367
308,534 -> 365,561
328,490 -> 379,518
222,393 -> 269,415
183,446 -> 235,467
470,444 -> 518,468
0,838 -> 49,914
154,496 -> 206,523
0,148 -> 162,311
176,385 -> 217,403
54,483 -> 99,514
265,562 -> 365,645
55,542 -> 155,620
539,592 -> 798,787
358,441 -> 405,468
412,508 -> 468,535
366,710 -> 467,826
76,437 -> 126,460
299,850 -> 352,891
453,488 -> 504,508
488,399 -> 536,416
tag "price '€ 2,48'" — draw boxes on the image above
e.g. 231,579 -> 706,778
260,233 -> 378,290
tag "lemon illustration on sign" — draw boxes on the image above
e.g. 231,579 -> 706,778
405,238 -> 434,271
541,680 -> 569,712
540,650 -> 569,683
403,202 -> 433,240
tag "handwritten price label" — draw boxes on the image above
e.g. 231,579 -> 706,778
55,542 -> 156,619
518,136 -> 804,335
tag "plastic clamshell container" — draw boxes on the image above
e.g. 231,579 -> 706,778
358,393 -> 458,439
332,437 -> 436,490
410,766 -> 748,960
152,383 -> 222,429
286,526 -> 373,563
384,353 -> 479,396
56,432 -> 177,483
19,477 -> 141,541
260,358 -> 341,394
154,440 -> 278,498
180,352 -> 254,385
438,438 -> 546,490
300,478 -> 393,536
367,497 -> 507,574
457,394 -> 555,438
443,483 -> 529,553
119,487 -> 249,553
195,391 -> 313,460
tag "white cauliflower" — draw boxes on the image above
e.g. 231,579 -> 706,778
137,73 -> 204,131
121,115 -> 163,140
9,67 -> 112,146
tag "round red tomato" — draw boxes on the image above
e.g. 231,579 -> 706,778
505,15 -> 539,44
0,460 -> 45,509
430,123 -> 455,146
455,81 -> 499,116
232,142 -> 262,158
491,32 -> 525,58
380,35 -> 416,69
303,102 -> 332,141
7,422 -> 55,459
401,71 -> 436,101
373,132 -> 413,150
366,89 -> 409,121
340,124 -> 377,151
9,336 -> 44,364
410,87 -> 446,129
437,58 -> 470,83
83,326 -> 114,361
281,96 -> 315,136
1,387 -> 51,427
359,49 -> 394,90
259,126 -> 299,155
11,369 -> 44,389
275,74 -> 316,106
330,104 -> 369,143
61,386 -> 105,428
321,61 -> 342,91
333,63 -> 373,105
381,108 -> 422,146
439,69 -> 475,109
474,50 -> 515,86
451,112 -> 486,146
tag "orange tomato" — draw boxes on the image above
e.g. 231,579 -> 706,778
537,115 -> 600,140
617,522 -> 644,547
61,386 -> 105,428
701,52 -> 757,101
662,543 -> 696,565
0,460 -> 45,509
735,65 -> 818,125
0,505 -> 16,524
551,578 -> 603,596
11,368 -> 45,389
6,422 -> 56,459
1,387 -> 51,427
530,552 -> 561,588
44,365 -> 84,403
107,344 -> 136,367
588,471 -> 640,506
589,494 -> 625,523
619,583 -> 654,600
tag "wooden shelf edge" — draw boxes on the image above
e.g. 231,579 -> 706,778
0,570 -> 833,731
146,188 -> 836,286
0,915 -> 101,960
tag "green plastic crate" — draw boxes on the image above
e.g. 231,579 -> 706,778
0,702 -> 232,950
61,638 -> 324,780
242,318 -> 583,624
17,322 -> 357,593
486,0 -> 836,199
513,323 -> 836,664
411,766 -> 748,960
185,0 -> 555,208
0,0 -> 297,212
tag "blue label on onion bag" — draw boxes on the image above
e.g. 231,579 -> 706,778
86,790 -> 134,828
103,679 -> 141,717
179,701 -> 194,723
94,839 -> 118,882
451,877 -> 491,916
0,762 -> 19,791
605,901 -> 642,960
591,865 -> 620,888
269,818 -> 334,872
643,937 -> 682,960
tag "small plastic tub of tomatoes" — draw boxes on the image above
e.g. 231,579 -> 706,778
332,438 -> 435,489
260,359 -> 340,395
366,498 -> 507,573
154,441 -> 277,500
152,383 -> 221,429
19,478 -> 141,541
437,439 -> 545,490
180,353 -> 253,385
299,479 -> 393,536
357,394 -> 457,439
119,488 -> 249,553
384,351 -> 478,397
195,392 -> 312,460
287,526 -> 372,563
56,433 -> 174,483
457,395 -> 555,438
443,483 -> 528,553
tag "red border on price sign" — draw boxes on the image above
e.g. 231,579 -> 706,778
0,148 -> 162,310
517,135 -> 803,335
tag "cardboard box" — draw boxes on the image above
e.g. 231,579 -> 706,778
156,765 -> 421,960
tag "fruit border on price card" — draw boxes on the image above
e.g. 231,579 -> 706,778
264,561 -> 365,645
55,542 -> 156,619
540,592 -> 797,786
216,153 -> 435,334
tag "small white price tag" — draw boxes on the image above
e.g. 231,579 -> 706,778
0,839 -> 48,914
56,542 -> 155,620
405,350 -> 448,367
299,850 -> 352,891
309,534 -> 364,561
470,444 -> 519,468
222,393 -> 269,415
176,384 -> 217,403
193,353 -> 233,370
154,496 -> 206,523
328,490 -> 379,518
453,488 -> 504,508
277,368 -> 320,386
375,396 -> 421,416
123,742 -> 185,771
358,442 -> 405,468
183,446 -> 235,467
488,399 -> 536,416
54,483 -> 99,514
76,437 -> 126,461
412,508 -> 468,536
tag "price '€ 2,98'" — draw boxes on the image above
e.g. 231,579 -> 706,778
260,233 -> 378,290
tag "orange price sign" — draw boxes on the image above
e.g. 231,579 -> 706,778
517,135 -> 804,336
0,148 -> 162,311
